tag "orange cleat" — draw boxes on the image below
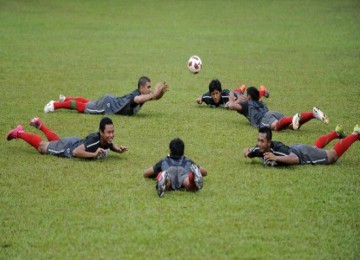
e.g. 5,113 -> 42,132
259,85 -> 270,99
233,84 -> 246,94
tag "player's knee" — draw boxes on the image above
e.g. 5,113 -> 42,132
327,150 -> 338,164
270,121 -> 278,131
38,142 -> 48,154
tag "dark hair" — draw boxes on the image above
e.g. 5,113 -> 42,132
137,76 -> 151,89
259,127 -> 272,141
99,117 -> 113,132
208,79 -> 222,93
169,138 -> 185,157
246,86 -> 260,101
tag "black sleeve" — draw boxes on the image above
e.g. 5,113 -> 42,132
147,159 -> 163,179
238,101 -> 248,115
272,142 -> 292,156
223,89 -> 230,95
83,134 -> 101,153
247,146 -> 263,158
221,89 -> 230,103
201,91 -> 213,105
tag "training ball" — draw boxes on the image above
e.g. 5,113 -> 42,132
187,55 -> 202,74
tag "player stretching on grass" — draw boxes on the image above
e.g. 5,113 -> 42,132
43,76 -> 169,116
244,125 -> 359,166
143,138 -> 207,197
226,86 -> 329,131
196,79 -> 269,108
6,117 -> 128,159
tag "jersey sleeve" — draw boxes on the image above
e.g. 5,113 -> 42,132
239,101 -> 248,115
272,142 -> 292,156
82,134 -> 101,153
247,145 -> 263,158
147,159 -> 164,179
221,89 -> 230,104
201,91 -> 215,106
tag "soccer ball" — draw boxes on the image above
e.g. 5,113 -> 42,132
187,55 -> 202,74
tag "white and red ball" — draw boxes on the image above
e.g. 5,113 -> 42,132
187,55 -> 202,74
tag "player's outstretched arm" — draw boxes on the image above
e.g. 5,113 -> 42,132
153,82 -> 169,100
143,167 -> 155,178
134,92 -> 155,104
226,101 -> 242,111
133,82 -> 169,104
226,92 -> 243,111
110,143 -> 128,154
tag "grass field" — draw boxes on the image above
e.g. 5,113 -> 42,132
1,0 -> 359,258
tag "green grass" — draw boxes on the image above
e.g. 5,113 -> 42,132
1,0 -> 359,258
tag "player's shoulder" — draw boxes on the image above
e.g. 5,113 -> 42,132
272,140 -> 285,148
222,89 -> 231,95
85,132 -> 100,141
183,156 -> 195,164
272,141 -> 291,153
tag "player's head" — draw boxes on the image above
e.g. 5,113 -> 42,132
169,138 -> 185,157
209,79 -> 222,104
257,127 -> 272,152
138,76 -> 152,94
246,86 -> 260,101
209,79 -> 222,93
99,117 -> 115,144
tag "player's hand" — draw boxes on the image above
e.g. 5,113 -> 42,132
243,148 -> 251,157
153,83 -> 162,97
196,97 -> 203,104
263,152 -> 276,161
236,94 -> 246,103
95,148 -> 106,158
226,100 -> 235,109
117,146 -> 128,153
153,82 -> 168,100
158,82 -> 169,99
228,92 -> 236,102
161,82 -> 169,93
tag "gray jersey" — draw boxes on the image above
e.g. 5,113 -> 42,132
46,133 -> 111,159
84,89 -> 142,115
248,141 -> 328,166
238,100 -> 268,128
153,156 -> 195,190
238,100 -> 284,128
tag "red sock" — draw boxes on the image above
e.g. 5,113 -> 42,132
299,112 -> 314,127
17,131 -> 42,150
54,100 -> 73,110
259,89 -> 266,99
314,131 -> 339,148
274,116 -> 293,131
333,133 -> 359,158
39,124 -> 60,141
54,100 -> 86,112
65,97 -> 90,103
187,172 -> 197,191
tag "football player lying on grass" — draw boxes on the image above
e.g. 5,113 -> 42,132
44,76 -> 168,116
143,138 -> 207,197
6,117 -> 127,159
226,86 -> 329,131
244,125 -> 359,166
196,79 -> 269,108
